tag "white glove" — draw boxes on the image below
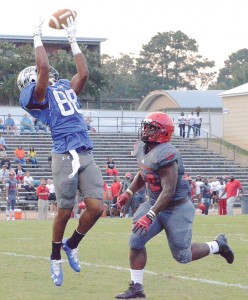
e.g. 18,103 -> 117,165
33,16 -> 45,37
62,16 -> 77,43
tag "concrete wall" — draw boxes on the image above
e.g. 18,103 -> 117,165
0,106 -> 223,137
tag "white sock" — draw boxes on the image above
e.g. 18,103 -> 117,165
206,241 -> 219,254
130,269 -> 144,285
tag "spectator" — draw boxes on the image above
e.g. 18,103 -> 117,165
14,146 -> 26,165
47,153 -> 52,169
1,154 -> 11,169
195,111 -> 202,137
199,178 -> 212,215
28,146 -> 39,168
46,178 -> 57,216
111,176 -> 122,205
187,111 -> 196,138
195,175 -> 203,207
106,156 -> 118,176
210,176 -> 220,211
220,175 -> 244,215
15,164 -> 26,184
0,117 -> 5,131
85,116 -> 96,133
119,173 -> 133,218
5,171 -> 19,221
0,144 -> 7,159
36,178 -> 50,220
5,114 -> 16,135
185,175 -> 196,203
23,171 -> 36,193
20,113 -> 34,133
178,112 -> 187,138
0,132 -> 7,150
123,175 -> 136,218
33,118 -> 48,133
216,178 -> 227,215
0,165 -> 10,183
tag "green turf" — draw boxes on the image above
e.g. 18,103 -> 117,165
0,215 -> 248,300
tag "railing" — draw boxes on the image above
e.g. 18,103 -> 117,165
193,128 -> 248,166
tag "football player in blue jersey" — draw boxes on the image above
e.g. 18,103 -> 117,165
17,16 -> 104,286
115,112 -> 234,299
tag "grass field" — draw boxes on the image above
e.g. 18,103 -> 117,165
1,214 -> 248,300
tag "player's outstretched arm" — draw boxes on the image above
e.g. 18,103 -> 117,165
63,17 -> 89,94
33,16 -> 50,103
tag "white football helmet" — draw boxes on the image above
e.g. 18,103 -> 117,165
17,66 -> 59,91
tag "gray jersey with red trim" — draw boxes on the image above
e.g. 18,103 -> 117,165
133,141 -> 189,204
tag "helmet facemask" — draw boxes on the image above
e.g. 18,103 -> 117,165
140,120 -> 163,143
17,66 -> 59,91
139,112 -> 175,144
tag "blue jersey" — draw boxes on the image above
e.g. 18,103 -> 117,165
133,141 -> 189,204
19,79 -> 93,153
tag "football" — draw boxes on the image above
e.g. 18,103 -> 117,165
48,9 -> 77,30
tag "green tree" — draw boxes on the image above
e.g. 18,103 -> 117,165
48,47 -> 108,108
135,31 -> 216,93
0,42 -> 34,105
101,53 -> 140,108
0,42 -> 108,107
209,49 -> 248,90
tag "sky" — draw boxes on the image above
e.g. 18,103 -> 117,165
2,0 -> 248,71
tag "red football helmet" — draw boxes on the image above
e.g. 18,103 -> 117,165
140,112 -> 174,143
125,173 -> 132,178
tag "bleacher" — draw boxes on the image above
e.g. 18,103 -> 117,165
1,131 -> 248,212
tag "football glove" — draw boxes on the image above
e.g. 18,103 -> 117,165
132,210 -> 156,235
33,16 -> 44,37
117,192 -> 131,209
62,16 -> 77,43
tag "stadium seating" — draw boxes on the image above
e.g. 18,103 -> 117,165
0,131 -> 247,210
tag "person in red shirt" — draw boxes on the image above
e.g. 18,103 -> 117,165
36,178 -> 50,220
220,175 -> 244,215
111,176 -> 122,205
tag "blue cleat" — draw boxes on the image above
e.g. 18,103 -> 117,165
50,259 -> 63,286
62,239 -> 81,272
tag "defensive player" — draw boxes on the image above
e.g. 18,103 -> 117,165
116,112 -> 234,299
18,17 -> 104,286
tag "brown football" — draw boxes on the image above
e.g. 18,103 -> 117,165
48,9 -> 77,30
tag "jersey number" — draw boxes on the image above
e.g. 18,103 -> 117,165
53,89 -> 82,116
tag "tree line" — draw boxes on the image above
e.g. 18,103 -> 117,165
0,30 -> 247,109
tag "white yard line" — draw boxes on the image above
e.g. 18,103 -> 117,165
0,252 -> 248,290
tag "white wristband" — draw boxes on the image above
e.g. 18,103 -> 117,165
147,209 -> 156,221
33,35 -> 43,48
126,188 -> 133,196
70,42 -> 81,55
